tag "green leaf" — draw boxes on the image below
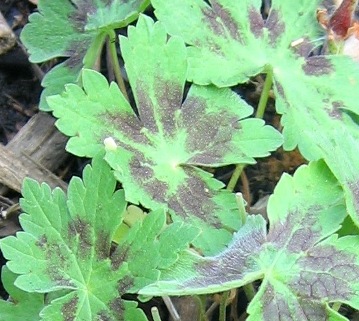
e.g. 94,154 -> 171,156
152,0 -> 359,228
141,161 -> 359,320
21,0 -> 150,110
48,15 -> 282,254
0,266 -> 44,321
0,154 -> 198,321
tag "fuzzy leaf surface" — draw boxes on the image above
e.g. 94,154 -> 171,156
0,155 -> 198,321
21,0 -> 150,110
152,0 -> 359,226
141,161 -> 359,321
0,267 -> 44,321
48,15 -> 282,254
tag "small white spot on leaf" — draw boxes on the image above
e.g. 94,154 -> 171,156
104,137 -> 117,151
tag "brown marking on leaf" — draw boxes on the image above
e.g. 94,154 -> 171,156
165,168 -> 223,227
142,179 -> 169,203
36,235 -> 73,285
133,80 -> 158,133
186,222 -> 264,286
325,100 -> 343,119
155,78 -> 183,136
201,7 -> 225,38
36,235 -> 48,249
180,95 -> 239,161
248,6 -> 264,38
111,245 -> 130,270
210,1 -> 242,41
130,157 -> 154,182
100,111 -> 149,145
68,1 -> 96,31
109,277 -> 134,317
293,245 -> 359,300
302,56 -> 333,76
268,206 -> 323,253
261,287 -> 328,320
261,285 -> 291,320
119,275 -> 134,293
96,312 -> 111,321
68,218 -> 93,258
96,230 -> 111,260
64,40 -> 91,69
110,297 -> 126,318
266,9 -> 285,46
128,152 -> 169,204
291,37 -> 316,58
62,296 -> 79,321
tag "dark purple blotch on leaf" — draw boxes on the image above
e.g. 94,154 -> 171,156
266,9 -> 285,46
302,56 -> 333,76
200,1 -> 241,42
248,6 -> 264,38
325,100 -> 343,120
61,296 -> 79,321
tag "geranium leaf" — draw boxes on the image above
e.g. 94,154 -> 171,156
21,0 -> 150,110
0,155 -> 198,321
0,267 -> 44,321
152,0 -> 359,227
141,161 -> 359,320
47,15 -> 282,254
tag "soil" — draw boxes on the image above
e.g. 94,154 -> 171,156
0,1 -> 355,321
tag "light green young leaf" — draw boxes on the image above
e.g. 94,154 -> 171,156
48,15 -> 282,254
21,0 -> 150,110
141,161 -> 359,321
152,0 -> 359,227
0,155 -> 198,321
0,266 -> 44,321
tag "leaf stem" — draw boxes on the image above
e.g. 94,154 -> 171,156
108,31 -> 129,101
255,67 -> 273,119
219,291 -> 229,321
227,164 -> 244,192
332,302 -> 342,312
151,307 -> 163,321
243,283 -> 256,302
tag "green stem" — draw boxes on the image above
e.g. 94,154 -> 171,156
235,193 -> 247,226
197,295 -> 209,321
151,307 -> 163,321
255,67 -> 273,119
219,291 -> 229,321
108,31 -> 129,101
227,164 -> 244,192
332,302 -> 341,312
243,283 -> 256,302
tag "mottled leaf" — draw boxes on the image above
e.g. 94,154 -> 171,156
0,266 -> 44,321
21,0 -> 150,110
141,161 -> 359,321
152,0 -> 359,227
0,155 -> 198,321
48,15 -> 282,254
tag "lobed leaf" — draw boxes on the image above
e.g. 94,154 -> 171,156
141,161 -> 359,320
0,266 -> 44,321
0,155 -> 198,321
152,0 -> 359,228
21,0 -> 150,110
48,15 -> 283,254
